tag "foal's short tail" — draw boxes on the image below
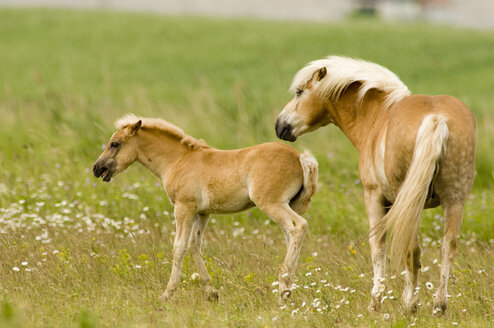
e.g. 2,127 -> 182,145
290,150 -> 319,215
374,115 -> 449,271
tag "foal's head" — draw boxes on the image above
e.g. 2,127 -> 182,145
275,66 -> 332,142
93,120 -> 142,182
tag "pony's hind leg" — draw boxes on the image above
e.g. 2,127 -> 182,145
402,236 -> 421,314
433,203 -> 463,315
187,213 -> 219,300
365,190 -> 387,312
160,202 -> 196,302
257,202 -> 308,304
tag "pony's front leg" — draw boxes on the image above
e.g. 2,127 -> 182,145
160,203 -> 196,302
259,203 -> 308,304
187,213 -> 219,300
433,203 -> 463,315
365,189 -> 387,312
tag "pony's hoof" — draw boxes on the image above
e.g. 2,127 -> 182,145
206,287 -> 219,301
432,302 -> 447,316
368,298 -> 381,312
402,294 -> 419,315
404,302 -> 418,315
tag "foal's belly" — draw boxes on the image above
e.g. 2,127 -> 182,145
201,187 -> 255,214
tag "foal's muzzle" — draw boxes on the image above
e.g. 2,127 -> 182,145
275,118 -> 297,142
93,159 -> 116,182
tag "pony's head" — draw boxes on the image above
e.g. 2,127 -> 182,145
275,56 -> 410,141
275,65 -> 332,141
93,119 -> 142,182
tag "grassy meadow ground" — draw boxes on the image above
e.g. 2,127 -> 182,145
0,8 -> 493,328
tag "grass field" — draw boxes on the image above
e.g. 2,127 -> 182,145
0,8 -> 493,328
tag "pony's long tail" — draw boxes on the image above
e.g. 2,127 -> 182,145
290,150 -> 319,215
374,115 -> 449,270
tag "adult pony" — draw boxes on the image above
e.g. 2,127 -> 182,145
275,56 -> 475,314
93,114 -> 318,303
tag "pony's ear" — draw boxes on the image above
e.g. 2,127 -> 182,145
317,67 -> 327,81
127,120 -> 142,136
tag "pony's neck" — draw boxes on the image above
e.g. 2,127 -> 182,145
330,85 -> 389,152
134,129 -> 190,179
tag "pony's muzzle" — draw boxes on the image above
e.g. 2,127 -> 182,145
275,118 -> 297,142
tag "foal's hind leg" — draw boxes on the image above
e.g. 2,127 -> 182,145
402,237 -> 421,314
187,213 -> 219,300
433,203 -> 463,315
160,202 -> 196,302
257,202 -> 308,304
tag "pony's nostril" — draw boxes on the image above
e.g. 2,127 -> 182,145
275,119 -> 286,138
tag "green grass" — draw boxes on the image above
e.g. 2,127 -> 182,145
0,8 -> 493,328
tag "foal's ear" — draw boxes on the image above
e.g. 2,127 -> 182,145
316,67 -> 327,81
128,120 -> 142,136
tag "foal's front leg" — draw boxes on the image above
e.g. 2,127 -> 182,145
160,202 -> 196,302
187,213 -> 219,300
365,189 -> 387,312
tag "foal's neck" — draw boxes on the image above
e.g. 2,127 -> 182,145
135,129 -> 191,180
332,87 -> 389,152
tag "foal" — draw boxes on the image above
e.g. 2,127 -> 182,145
93,114 -> 318,303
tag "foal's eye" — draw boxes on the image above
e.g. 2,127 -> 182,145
110,142 -> 120,148
296,89 -> 303,97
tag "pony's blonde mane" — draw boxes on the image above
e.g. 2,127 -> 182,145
291,56 -> 411,109
115,114 -> 208,150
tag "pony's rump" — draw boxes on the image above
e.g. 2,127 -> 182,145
375,115 -> 449,270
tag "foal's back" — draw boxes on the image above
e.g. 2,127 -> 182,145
163,142 -> 304,213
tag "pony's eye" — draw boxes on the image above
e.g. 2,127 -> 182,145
296,89 -> 303,97
110,142 -> 120,148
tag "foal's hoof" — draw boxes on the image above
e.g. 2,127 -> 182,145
278,290 -> 292,305
159,291 -> 173,303
206,286 -> 219,301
